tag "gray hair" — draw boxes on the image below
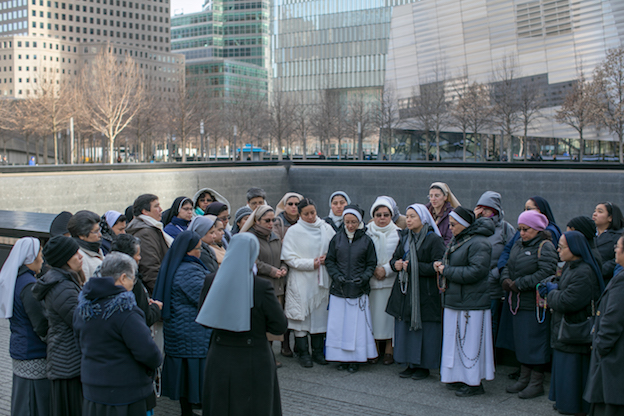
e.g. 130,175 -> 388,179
100,252 -> 137,283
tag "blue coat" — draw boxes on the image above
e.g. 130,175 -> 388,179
163,260 -> 212,357
9,268 -> 48,360
73,276 -> 162,405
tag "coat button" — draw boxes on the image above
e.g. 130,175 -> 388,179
597,311 -> 601,316
247,339 -> 251,344
216,337 -> 221,342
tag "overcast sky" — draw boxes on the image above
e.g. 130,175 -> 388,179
171,0 -> 203,16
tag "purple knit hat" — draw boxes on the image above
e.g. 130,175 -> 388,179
518,210 -> 548,231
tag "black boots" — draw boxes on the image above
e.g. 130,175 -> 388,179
281,329 -> 293,357
518,369 -> 545,399
294,336 -> 313,368
310,333 -> 328,365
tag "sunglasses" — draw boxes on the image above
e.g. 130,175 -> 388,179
375,213 -> 391,218
287,202 -> 299,206
262,218 -> 277,223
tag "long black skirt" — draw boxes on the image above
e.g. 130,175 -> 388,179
393,320 -> 441,369
82,392 -> 156,416
203,336 -> 281,416
498,307 -> 551,365
11,374 -> 50,416
549,349 -> 590,414
161,356 -> 205,404
590,403 -> 624,416
50,377 -> 83,416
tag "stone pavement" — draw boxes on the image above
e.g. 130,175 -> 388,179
0,318 -> 557,416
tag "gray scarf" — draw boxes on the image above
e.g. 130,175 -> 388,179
398,225 -> 431,331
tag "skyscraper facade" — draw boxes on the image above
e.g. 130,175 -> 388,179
0,0 -> 184,98
171,0 -> 269,99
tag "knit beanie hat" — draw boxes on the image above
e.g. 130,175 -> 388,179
43,236 -> 80,268
450,206 -> 475,227
518,210 -> 548,231
235,206 -> 253,224
49,211 -> 72,237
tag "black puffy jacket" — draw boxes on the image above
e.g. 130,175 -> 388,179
596,228 -> 622,284
31,267 -> 82,380
386,229 -> 446,323
500,234 -> 558,311
325,227 -> 377,299
548,260 -> 601,354
442,218 -> 494,310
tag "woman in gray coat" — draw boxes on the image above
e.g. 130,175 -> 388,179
434,207 -> 495,397
583,232 -> 624,416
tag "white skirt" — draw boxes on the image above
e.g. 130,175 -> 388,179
325,295 -> 378,363
287,302 -> 329,334
368,287 -> 394,340
440,308 -> 495,386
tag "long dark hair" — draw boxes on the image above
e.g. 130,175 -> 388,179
598,201 -> 623,230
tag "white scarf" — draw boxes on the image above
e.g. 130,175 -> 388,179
139,214 -> 174,247
281,216 -> 335,288
366,221 -> 400,265
0,237 -> 40,319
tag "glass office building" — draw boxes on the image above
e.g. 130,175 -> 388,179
384,0 -> 624,159
172,0 -> 269,98
271,0 -> 417,100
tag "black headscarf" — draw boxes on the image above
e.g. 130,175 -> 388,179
567,216 -> 597,247
153,230 -> 202,319
205,201 -> 228,216
530,196 -> 562,235
49,211 -> 72,237
162,197 -> 192,226
564,230 -> 605,293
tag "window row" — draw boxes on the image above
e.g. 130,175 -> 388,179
32,9 -> 168,23
32,19 -> 167,33
30,0 -> 168,12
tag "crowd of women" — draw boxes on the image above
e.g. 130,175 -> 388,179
1,182 -> 624,416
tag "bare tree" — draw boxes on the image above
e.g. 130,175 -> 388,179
128,80 -> 160,162
347,91 -> 374,160
267,86 -> 294,160
594,47 -> 624,163
331,95 -> 349,159
374,84 -> 401,160
76,46 -> 145,164
410,63 -> 449,161
490,55 -> 521,161
292,92 -> 312,159
28,65 -> 72,164
517,80 -> 544,161
225,86 -> 267,160
166,76 -> 203,162
555,68 -> 599,162
311,89 -> 335,156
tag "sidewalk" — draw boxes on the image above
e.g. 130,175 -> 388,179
0,319 -> 555,415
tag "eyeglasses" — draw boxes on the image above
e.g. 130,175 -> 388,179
89,227 -> 102,235
261,218 -> 277,223
517,227 -> 531,232
375,213 -> 391,218
427,194 -> 444,200
180,207 -> 193,212
286,202 -> 299,206
198,198 -> 214,203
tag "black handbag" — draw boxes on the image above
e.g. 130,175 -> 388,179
557,300 -> 594,345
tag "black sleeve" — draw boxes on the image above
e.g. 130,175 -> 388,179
419,234 -> 445,277
198,273 -> 217,312
324,236 -> 345,282
132,280 -> 162,327
390,232 -> 406,272
263,282 -> 288,336
361,238 -> 377,283
20,283 -> 49,340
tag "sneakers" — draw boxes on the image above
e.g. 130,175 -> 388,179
455,383 -> 485,397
